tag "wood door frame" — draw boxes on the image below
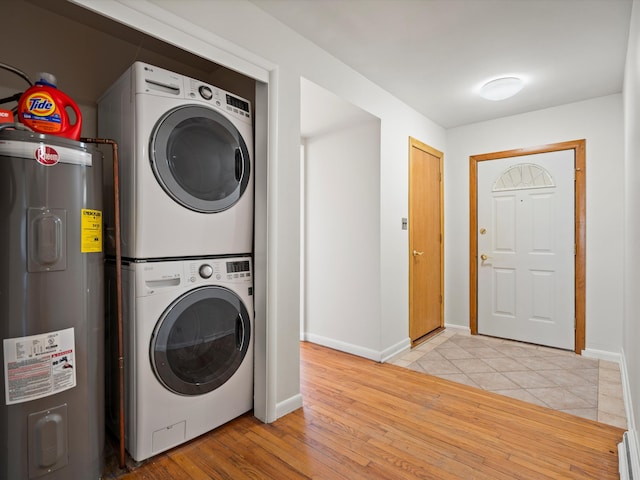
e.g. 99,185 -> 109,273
469,140 -> 586,354
409,137 -> 444,344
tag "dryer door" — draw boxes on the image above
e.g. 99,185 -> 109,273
150,285 -> 251,396
150,105 -> 251,213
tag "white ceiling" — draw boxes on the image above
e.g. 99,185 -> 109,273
251,0 -> 633,129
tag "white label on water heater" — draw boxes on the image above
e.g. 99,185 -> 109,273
3,327 -> 76,405
0,140 -> 92,166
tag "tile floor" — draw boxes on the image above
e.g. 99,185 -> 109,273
390,329 -> 627,429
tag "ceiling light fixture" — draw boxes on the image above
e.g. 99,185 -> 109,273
479,77 -> 524,101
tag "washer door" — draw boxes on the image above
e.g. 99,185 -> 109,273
150,105 -> 251,213
151,286 -> 251,396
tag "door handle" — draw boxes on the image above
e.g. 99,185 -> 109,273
413,250 -> 424,256
235,148 -> 244,182
235,315 -> 244,351
480,253 -> 492,261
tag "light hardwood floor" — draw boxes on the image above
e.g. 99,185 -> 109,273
113,342 -> 624,479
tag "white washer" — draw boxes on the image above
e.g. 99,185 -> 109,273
98,62 -> 253,259
107,256 -> 254,461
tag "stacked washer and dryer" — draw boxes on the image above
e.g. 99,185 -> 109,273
98,62 -> 255,462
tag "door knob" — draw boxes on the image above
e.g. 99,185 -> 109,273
413,250 -> 424,256
480,253 -> 492,261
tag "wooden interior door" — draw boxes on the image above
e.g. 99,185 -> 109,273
409,138 -> 443,345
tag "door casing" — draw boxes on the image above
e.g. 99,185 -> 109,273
469,140 -> 586,354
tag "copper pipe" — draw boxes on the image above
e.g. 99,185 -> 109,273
81,137 -> 125,469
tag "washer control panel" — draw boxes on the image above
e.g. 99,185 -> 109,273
134,61 -> 251,124
137,257 -> 252,295
188,257 -> 252,284
184,77 -> 252,124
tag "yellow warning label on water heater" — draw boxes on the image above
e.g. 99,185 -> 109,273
81,209 -> 102,253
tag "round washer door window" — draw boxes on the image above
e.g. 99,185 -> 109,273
151,285 -> 251,396
150,105 -> 251,213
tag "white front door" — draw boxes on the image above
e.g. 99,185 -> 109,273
477,150 -> 575,350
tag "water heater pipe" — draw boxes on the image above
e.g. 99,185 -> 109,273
81,137 -> 125,469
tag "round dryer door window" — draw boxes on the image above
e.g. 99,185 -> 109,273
150,105 -> 251,213
151,285 -> 251,396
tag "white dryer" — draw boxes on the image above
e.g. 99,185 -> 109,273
98,62 -> 253,259
106,256 -> 254,461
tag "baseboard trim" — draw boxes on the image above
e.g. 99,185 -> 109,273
616,348 -> 639,479
620,348 -> 637,432
275,393 -> 303,420
582,348 -> 623,363
444,323 -> 471,334
302,333 -> 410,363
303,333 -> 382,361
381,337 -> 411,363
619,430 -> 640,480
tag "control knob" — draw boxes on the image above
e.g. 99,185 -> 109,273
198,85 -> 213,100
199,264 -> 213,279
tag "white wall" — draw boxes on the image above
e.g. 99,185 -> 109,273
623,0 -> 640,462
303,118 -> 382,359
446,94 -> 625,354
151,0 -> 447,359
79,0 -> 446,418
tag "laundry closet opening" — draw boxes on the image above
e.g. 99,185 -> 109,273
3,0 -> 269,467
300,77 -> 384,360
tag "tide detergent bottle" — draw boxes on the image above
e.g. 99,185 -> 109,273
18,73 -> 82,140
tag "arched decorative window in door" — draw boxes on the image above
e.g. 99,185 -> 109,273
492,163 -> 555,191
